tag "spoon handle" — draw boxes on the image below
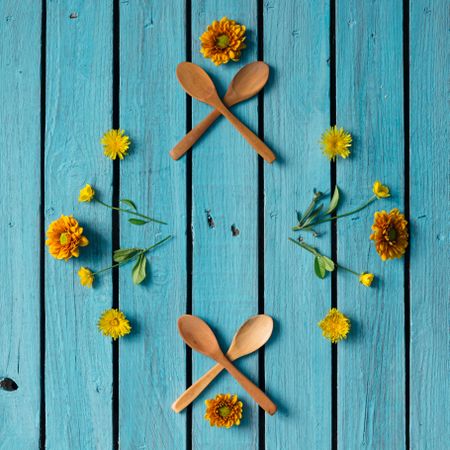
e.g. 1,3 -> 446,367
215,103 -> 276,163
169,109 -> 222,160
218,355 -> 277,415
171,363 -> 224,413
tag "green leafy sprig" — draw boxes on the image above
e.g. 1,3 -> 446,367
292,185 -> 381,233
94,235 -> 172,285
95,198 -> 167,226
288,237 -> 367,281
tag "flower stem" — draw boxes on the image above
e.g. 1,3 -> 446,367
335,264 -> 359,276
93,235 -> 172,275
289,237 -> 360,276
313,196 -> 377,226
95,199 -> 167,225
292,195 -> 377,231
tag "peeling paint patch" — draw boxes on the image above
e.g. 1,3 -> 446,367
0,378 -> 18,391
205,210 -> 215,228
69,12 -> 78,19
231,224 -> 240,236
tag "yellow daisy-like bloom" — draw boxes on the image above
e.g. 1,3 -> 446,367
370,208 -> 408,261
101,129 -> 130,160
320,126 -> 352,160
200,17 -> 246,66
78,267 -> 94,288
372,181 -> 390,199
78,184 -> 95,202
45,215 -> 89,261
98,308 -> 131,340
318,308 -> 351,343
359,272 -> 374,287
205,393 -> 243,428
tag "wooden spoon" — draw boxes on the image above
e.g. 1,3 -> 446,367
177,315 -> 277,415
170,62 -> 270,160
172,314 -> 273,413
176,62 -> 276,163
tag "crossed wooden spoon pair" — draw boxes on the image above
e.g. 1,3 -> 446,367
172,314 -> 277,415
170,61 -> 276,163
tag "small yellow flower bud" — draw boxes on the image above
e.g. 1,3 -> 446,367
359,272 -> 374,287
79,184 -> 95,202
78,267 -> 95,288
372,181 -> 390,199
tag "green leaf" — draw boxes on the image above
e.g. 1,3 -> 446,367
132,254 -> 147,285
113,248 -> 141,263
321,255 -> 335,272
296,210 -> 302,223
128,218 -> 149,226
326,185 -> 340,214
120,199 -> 137,211
302,204 -> 324,227
314,256 -> 326,279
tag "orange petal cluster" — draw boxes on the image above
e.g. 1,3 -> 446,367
200,17 -> 246,66
46,215 -> 89,261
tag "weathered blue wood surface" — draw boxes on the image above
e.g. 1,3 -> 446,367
336,1 -> 406,448
409,1 -> 449,448
119,1 -> 187,448
0,1 -> 41,448
264,1 -> 332,449
191,2 -> 259,448
0,1 -> 448,449
44,2 -> 113,448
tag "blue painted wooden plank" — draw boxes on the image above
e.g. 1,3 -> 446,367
336,1 -> 405,448
0,1 -> 42,448
45,2 -> 113,448
410,1 -> 449,448
119,1 -> 187,448
264,1 -> 331,448
191,1 -> 259,447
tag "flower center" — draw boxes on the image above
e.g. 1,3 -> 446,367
216,34 -> 230,49
110,318 -> 120,327
387,226 -> 397,242
218,405 -> 231,418
60,233 -> 69,245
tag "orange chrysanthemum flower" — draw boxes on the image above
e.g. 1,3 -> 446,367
45,215 -> 89,261
370,208 -> 408,261
200,17 -> 246,66
204,393 -> 243,428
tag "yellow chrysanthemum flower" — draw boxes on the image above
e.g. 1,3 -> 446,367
101,129 -> 130,160
320,126 -> 352,160
359,272 -> 374,287
45,215 -> 89,261
98,309 -> 131,340
318,308 -> 351,343
78,184 -> 95,202
200,17 -> 246,66
370,208 -> 408,261
205,393 -> 243,428
372,181 -> 390,199
78,267 -> 94,288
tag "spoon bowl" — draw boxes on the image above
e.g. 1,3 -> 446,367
172,315 -> 273,412
176,62 -> 219,103
225,61 -> 269,105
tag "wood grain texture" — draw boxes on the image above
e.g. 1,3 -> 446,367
336,1 -> 405,448
191,1 -> 259,448
409,1 -> 449,448
119,1 -> 187,448
0,1 -> 41,448
264,1 -> 332,448
45,2 -> 113,448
